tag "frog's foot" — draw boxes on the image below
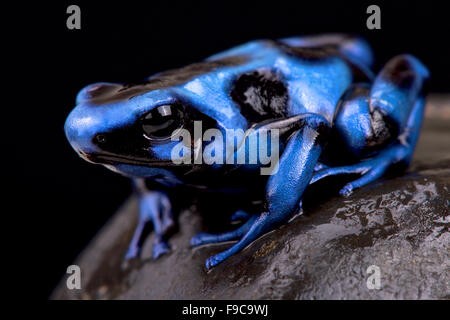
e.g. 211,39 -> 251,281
124,188 -> 174,261
152,237 -> 170,259
124,245 -> 140,260
191,214 -> 257,247
204,212 -> 277,269
311,144 -> 412,197
205,254 -> 224,270
125,234 -> 171,261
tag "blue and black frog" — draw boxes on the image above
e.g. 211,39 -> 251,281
65,34 -> 429,269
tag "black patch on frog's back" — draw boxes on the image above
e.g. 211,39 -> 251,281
378,56 -> 428,92
230,69 -> 288,122
88,56 -> 248,105
275,41 -> 339,61
274,41 -> 373,83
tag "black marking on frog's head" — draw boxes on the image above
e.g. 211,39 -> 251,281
77,56 -> 248,106
66,93 -> 220,178
230,69 -> 288,123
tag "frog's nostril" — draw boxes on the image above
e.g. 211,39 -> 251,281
94,134 -> 107,144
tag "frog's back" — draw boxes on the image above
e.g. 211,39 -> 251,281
204,38 -> 374,124
88,38 -> 373,127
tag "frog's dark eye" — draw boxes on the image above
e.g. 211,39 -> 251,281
141,104 -> 185,141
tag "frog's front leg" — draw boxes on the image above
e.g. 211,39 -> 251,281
125,179 -> 174,260
312,55 -> 429,196
203,114 -> 330,269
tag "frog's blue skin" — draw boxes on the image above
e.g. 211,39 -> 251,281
65,34 -> 429,269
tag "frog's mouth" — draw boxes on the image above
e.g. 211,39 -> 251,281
83,152 -> 191,168
84,152 -> 201,179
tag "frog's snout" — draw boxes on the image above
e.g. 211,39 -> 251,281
64,105 -> 101,161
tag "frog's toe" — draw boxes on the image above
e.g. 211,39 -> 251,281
205,254 -> 223,270
230,210 -> 251,222
152,240 -> 170,259
190,233 -> 211,247
124,246 -> 140,261
339,184 -> 354,197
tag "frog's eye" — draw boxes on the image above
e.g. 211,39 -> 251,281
141,104 -> 185,141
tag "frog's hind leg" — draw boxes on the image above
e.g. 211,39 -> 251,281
312,55 -> 429,196
203,114 -> 330,269
124,179 -> 174,260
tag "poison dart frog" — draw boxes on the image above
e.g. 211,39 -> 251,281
65,34 -> 429,269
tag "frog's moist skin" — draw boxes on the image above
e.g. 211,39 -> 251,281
65,34 -> 429,269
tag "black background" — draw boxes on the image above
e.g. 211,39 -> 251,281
10,0 -> 450,299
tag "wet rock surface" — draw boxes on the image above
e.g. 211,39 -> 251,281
52,115 -> 450,300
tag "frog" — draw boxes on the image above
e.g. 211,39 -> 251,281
64,34 -> 429,269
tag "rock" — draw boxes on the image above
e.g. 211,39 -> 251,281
51,110 -> 450,300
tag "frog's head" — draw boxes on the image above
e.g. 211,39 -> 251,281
64,82 -> 224,181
